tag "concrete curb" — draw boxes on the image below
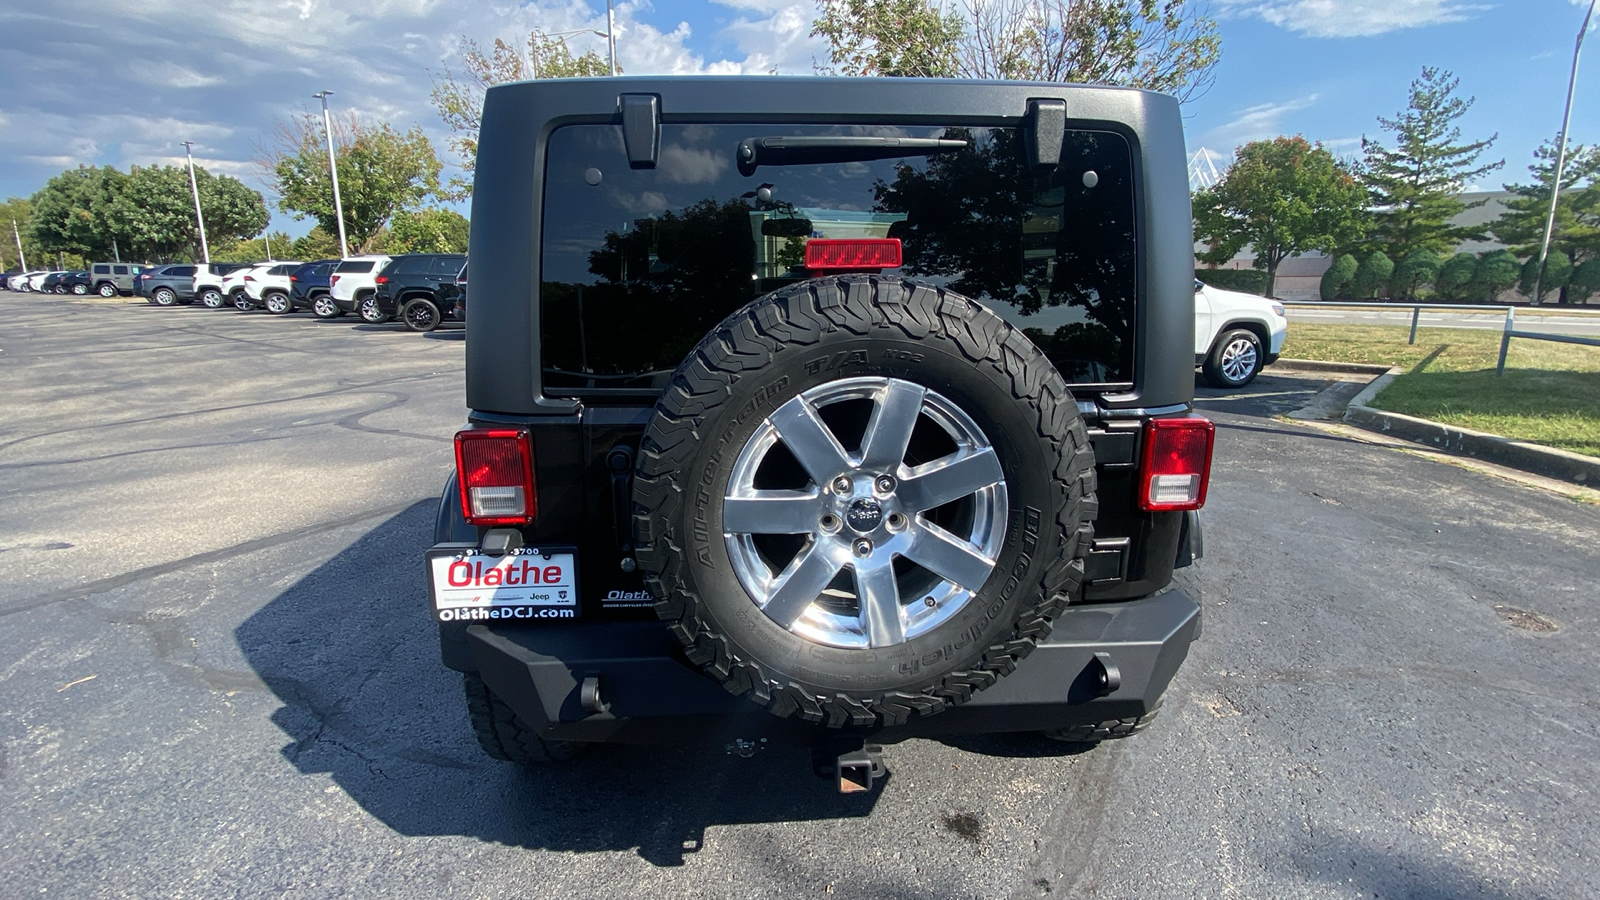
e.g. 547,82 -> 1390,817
1339,368 -> 1600,488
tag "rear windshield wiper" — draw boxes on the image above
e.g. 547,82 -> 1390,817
737,136 -> 968,175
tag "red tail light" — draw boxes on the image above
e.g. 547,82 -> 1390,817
1138,417 -> 1215,512
290,276 -> 298,281
244,275 -> 255,281
330,275 -> 340,286
804,238 -> 901,272
374,275 -> 388,284
455,428 -> 536,526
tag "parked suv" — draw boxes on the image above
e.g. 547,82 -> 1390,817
138,264 -> 199,306
193,263 -> 250,309
288,260 -> 341,317
371,253 -> 466,332
241,261 -> 304,313
428,78 -> 1210,791
329,255 -> 392,320
1194,279 -> 1287,388
88,262 -> 146,296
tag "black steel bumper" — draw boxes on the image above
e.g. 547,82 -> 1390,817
457,588 -> 1200,747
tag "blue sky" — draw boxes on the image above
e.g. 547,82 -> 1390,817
1,0 -> 1594,240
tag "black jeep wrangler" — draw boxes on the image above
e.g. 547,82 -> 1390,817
428,77 -> 1211,791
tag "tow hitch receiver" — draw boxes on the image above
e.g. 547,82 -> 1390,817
813,739 -> 887,793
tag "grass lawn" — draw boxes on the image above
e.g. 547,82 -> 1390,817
1282,323 -> 1600,458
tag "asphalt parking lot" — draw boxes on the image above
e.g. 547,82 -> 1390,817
2,294 -> 1597,899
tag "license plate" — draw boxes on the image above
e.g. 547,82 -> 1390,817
427,547 -> 579,623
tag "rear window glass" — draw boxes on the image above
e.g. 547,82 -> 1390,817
335,260 -> 375,273
389,256 -> 430,275
430,255 -> 465,274
113,265 -> 128,275
168,266 -> 197,276
539,123 -> 1136,398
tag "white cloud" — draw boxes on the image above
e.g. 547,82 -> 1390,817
0,0 -> 822,230
1198,94 -> 1320,153
1216,0 -> 1484,38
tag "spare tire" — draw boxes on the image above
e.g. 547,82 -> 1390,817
633,275 -> 1096,728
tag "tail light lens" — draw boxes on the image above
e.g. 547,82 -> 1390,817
455,428 -> 536,525
330,275 -> 340,286
244,275 -> 255,281
805,238 -> 901,272
1138,416 -> 1215,511
374,275 -> 388,284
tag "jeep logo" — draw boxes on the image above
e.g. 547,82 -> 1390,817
845,498 -> 883,533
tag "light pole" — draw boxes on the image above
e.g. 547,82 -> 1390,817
180,141 -> 211,264
1532,0 -> 1596,305
313,90 -> 350,258
11,219 -> 25,271
607,0 -> 618,76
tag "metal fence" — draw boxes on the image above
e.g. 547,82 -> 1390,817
1282,301 -> 1600,376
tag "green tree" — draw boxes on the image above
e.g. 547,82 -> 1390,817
1362,67 -> 1502,258
1519,249 -> 1571,302
1351,251 -> 1394,299
25,166 -> 126,260
102,166 -> 268,262
1194,136 -> 1367,298
379,207 -> 469,253
264,114 -> 443,253
1434,252 -> 1477,302
215,230 -> 296,262
1472,249 -> 1519,303
430,32 -> 610,193
1390,249 -> 1440,301
1490,136 -> 1600,304
1320,252 -> 1358,300
1,197 -> 42,271
813,0 -> 1220,100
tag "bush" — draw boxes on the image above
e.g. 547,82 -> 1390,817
1435,252 -> 1478,302
1195,268 -> 1269,295
1390,250 -> 1440,300
1320,253 -> 1359,301
1351,251 -> 1395,299
1518,249 -> 1572,303
1570,257 -> 1600,302
1474,250 -> 1520,303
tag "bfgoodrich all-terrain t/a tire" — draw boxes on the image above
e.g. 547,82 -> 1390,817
634,275 -> 1097,729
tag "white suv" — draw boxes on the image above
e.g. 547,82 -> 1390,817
222,263 -> 269,310
229,262 -> 303,312
329,255 -> 392,321
1194,278 -> 1288,388
193,263 -> 251,309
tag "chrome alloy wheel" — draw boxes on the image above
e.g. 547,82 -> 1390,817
312,296 -> 339,318
1220,335 -> 1259,383
723,376 -> 1007,650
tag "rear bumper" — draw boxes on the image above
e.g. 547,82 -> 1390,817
450,587 -> 1200,747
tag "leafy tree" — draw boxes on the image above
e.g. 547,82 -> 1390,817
215,230 -> 296,262
1390,249 -> 1440,301
103,166 -> 268,261
1362,67 -> 1502,257
263,114 -> 443,253
1472,249 -> 1519,303
290,227 -> 342,261
1320,252 -> 1358,300
1350,251 -> 1394,299
1519,249 -> 1571,302
1194,136 -> 1367,298
1434,252 -> 1477,302
1570,256 -> 1600,301
1,196 -> 42,270
380,207 -> 469,253
25,166 -> 126,260
813,0 -> 1220,100
1490,136 -> 1600,304
430,33 -> 610,194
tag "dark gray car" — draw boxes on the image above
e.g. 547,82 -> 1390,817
138,264 -> 200,306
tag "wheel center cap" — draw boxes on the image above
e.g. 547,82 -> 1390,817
845,498 -> 884,534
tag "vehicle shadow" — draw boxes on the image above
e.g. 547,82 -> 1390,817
235,502 -> 879,866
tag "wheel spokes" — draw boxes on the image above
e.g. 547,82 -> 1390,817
722,490 -> 819,534
903,521 -> 995,593
761,542 -> 843,627
854,560 -> 906,647
858,380 -> 925,471
897,448 -> 1003,513
767,398 -> 851,485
